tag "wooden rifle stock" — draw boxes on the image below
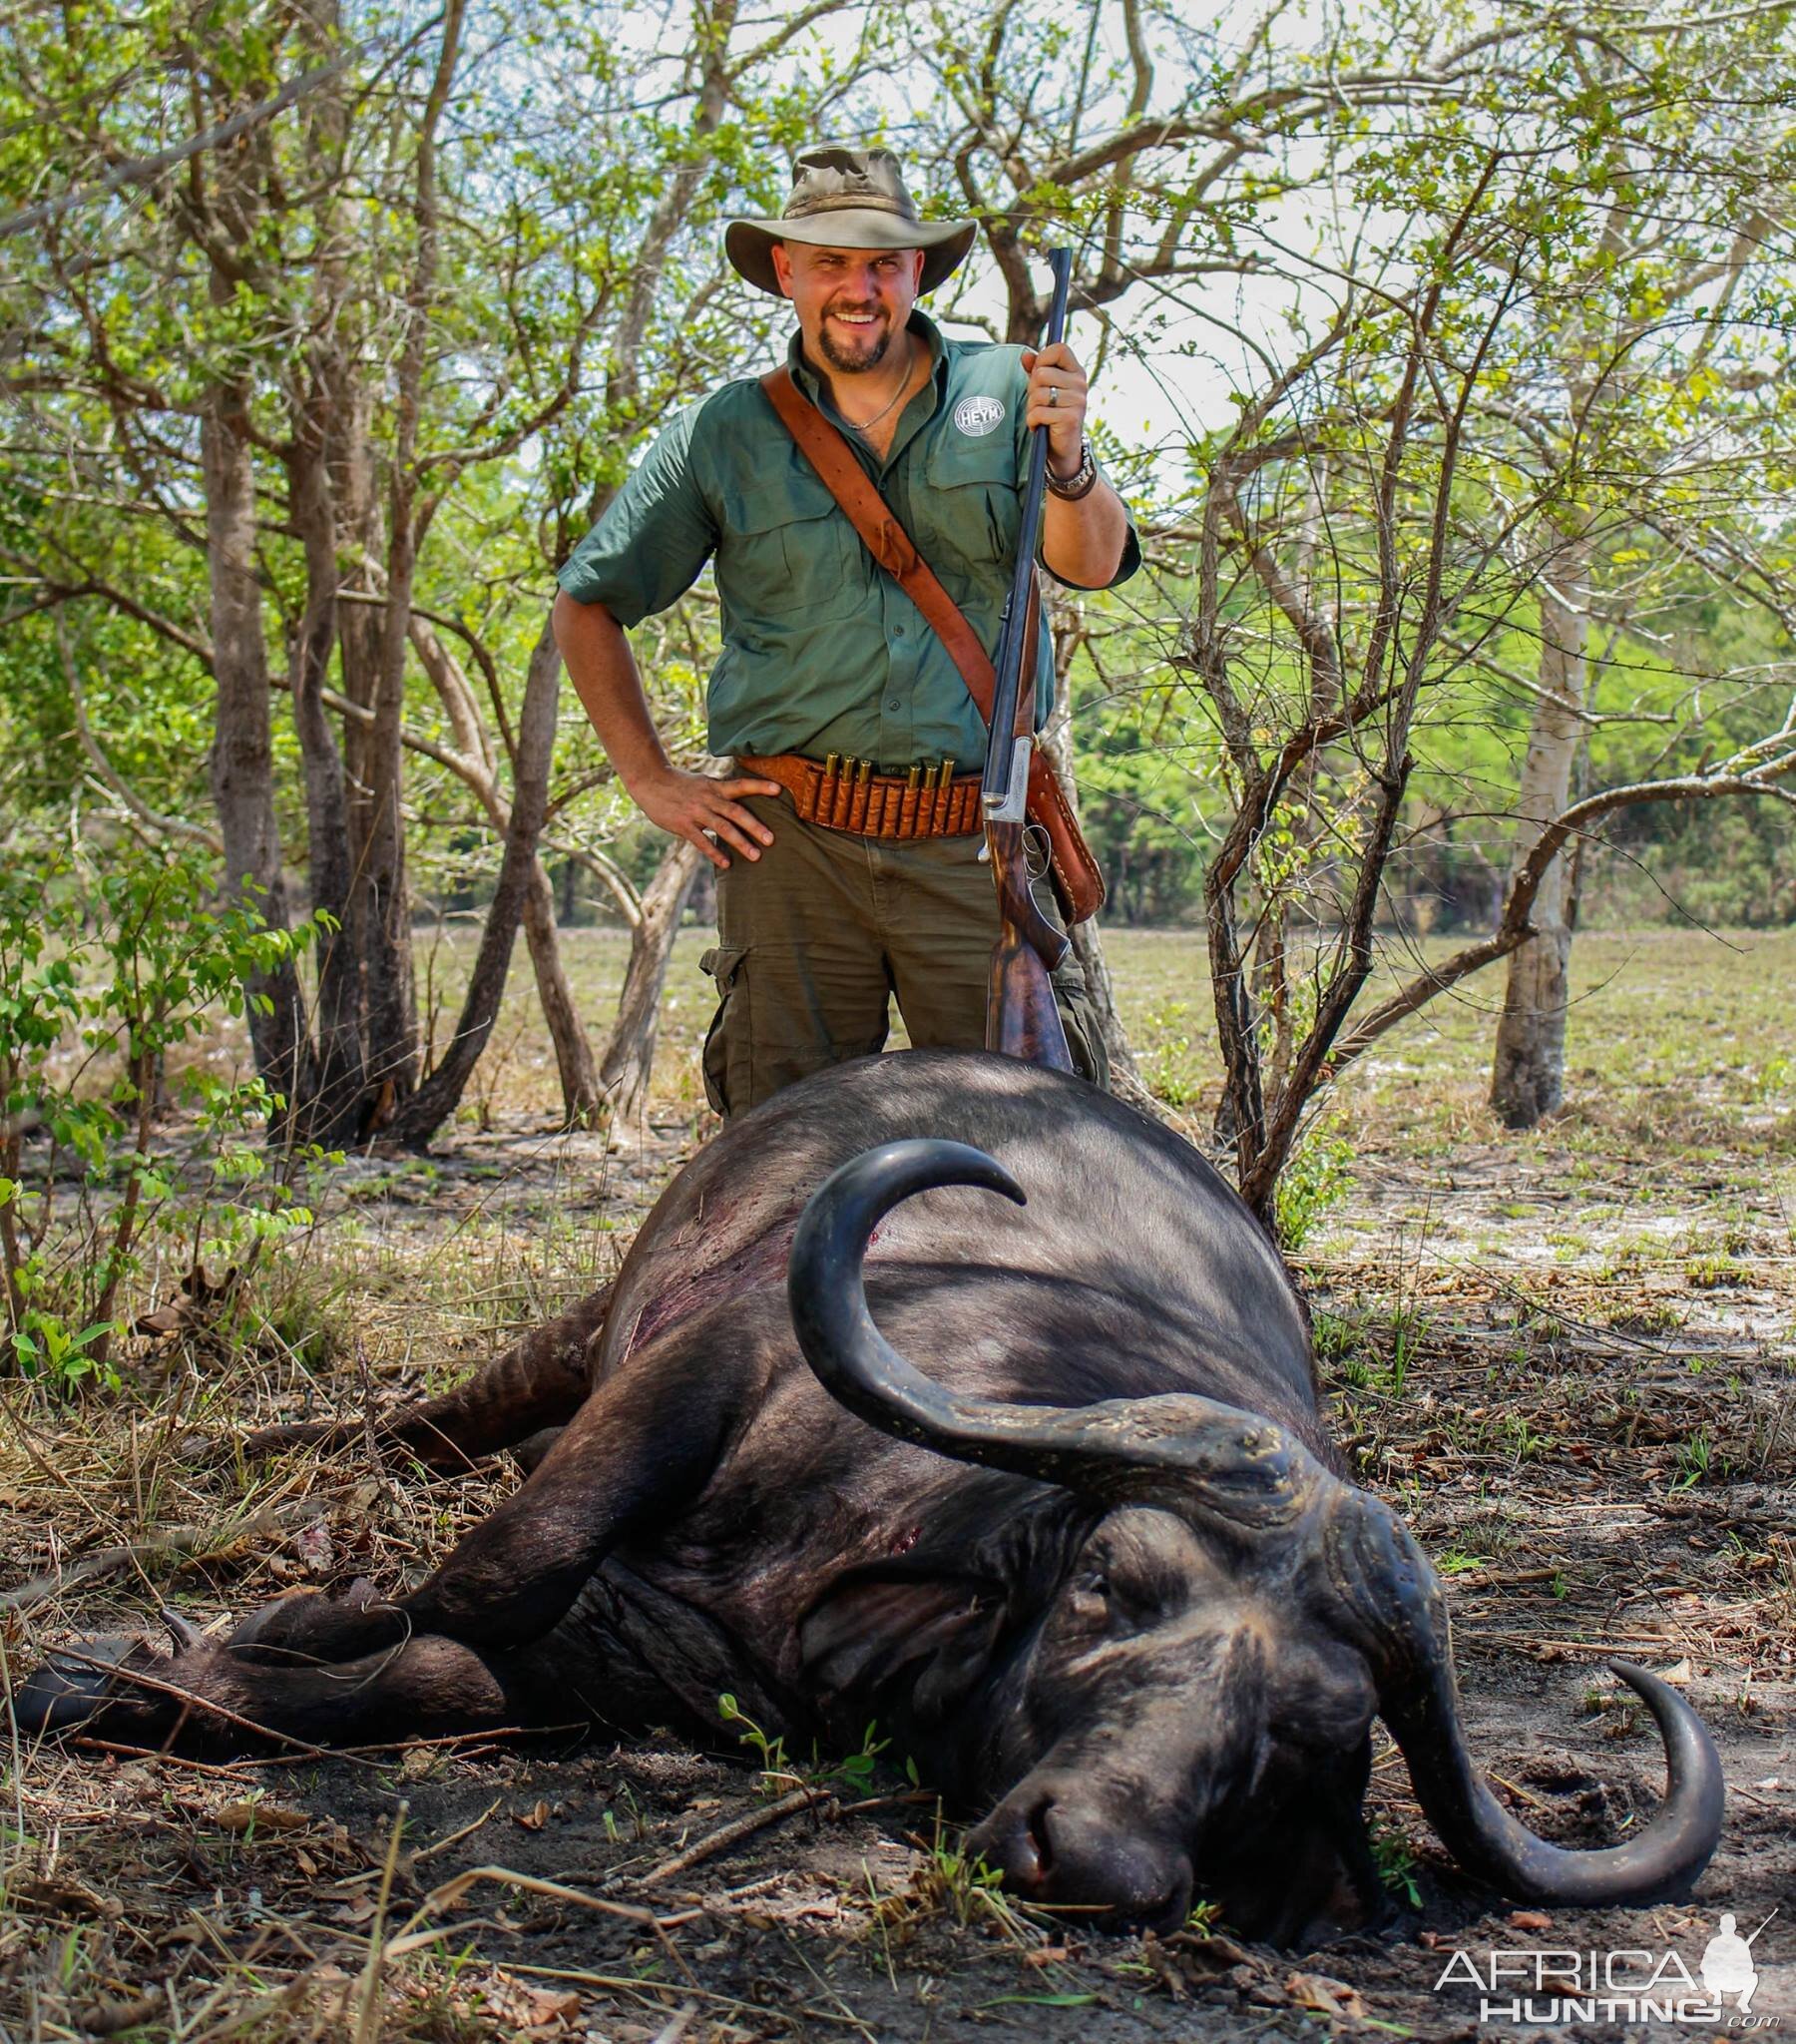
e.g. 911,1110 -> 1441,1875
986,817 -> 1074,1068
984,248 -> 1077,1074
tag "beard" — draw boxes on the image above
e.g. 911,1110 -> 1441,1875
817,303 -> 894,373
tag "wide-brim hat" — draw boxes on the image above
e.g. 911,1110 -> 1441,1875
725,143 -> 978,297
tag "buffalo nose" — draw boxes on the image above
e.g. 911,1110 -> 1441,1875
970,1795 -> 1193,1929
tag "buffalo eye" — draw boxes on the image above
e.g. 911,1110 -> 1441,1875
1067,1569 -> 1111,1625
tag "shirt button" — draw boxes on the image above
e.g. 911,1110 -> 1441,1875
887,697 -> 901,710
893,623 -> 906,639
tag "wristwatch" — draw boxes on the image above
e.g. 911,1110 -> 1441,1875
1046,437 -> 1099,501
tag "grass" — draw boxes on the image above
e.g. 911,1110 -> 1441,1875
716,1694 -> 894,1801
868,1812 -> 1029,1941
393,919 -> 1796,1140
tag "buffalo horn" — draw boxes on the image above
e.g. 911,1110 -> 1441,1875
787,1139 -> 1331,1537
1324,1488 -> 1724,1903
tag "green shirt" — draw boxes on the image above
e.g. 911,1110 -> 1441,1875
557,311 -> 1140,772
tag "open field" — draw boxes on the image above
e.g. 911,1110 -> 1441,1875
1,925 -> 1792,2040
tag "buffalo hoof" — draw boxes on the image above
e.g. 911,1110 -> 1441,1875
10,1630 -> 170,1738
224,1578 -> 398,1662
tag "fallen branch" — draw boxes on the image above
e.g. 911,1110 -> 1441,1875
70,1736 -> 260,1783
421,1862 -> 694,1931
407,1865 -> 703,1987
410,1795 -> 503,1865
642,1785 -> 829,1886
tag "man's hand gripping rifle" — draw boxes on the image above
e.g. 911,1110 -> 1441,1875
982,247 -> 1076,1073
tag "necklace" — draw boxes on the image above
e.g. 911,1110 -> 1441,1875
839,339 -> 916,434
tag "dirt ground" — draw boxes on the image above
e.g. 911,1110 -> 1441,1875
1,928 -> 1792,2041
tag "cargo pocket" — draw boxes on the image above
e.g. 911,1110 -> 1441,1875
1055,978 -> 1110,1094
698,944 -> 750,1119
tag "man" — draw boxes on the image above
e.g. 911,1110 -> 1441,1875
553,143 -> 1139,1119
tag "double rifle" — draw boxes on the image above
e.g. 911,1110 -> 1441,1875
982,246 -> 1076,1075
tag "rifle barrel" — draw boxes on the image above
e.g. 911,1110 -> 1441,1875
982,248 -> 1075,817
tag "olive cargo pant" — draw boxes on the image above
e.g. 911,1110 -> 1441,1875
699,794 -> 1107,1120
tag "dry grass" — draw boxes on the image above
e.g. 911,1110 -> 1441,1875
0,921 -> 1791,2039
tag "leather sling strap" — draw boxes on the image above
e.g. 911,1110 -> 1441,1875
759,365 -> 1104,921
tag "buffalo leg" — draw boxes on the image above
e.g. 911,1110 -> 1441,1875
17,1312 -> 760,1752
17,1626 -> 525,1755
117,1324 -> 759,1676
406,1322 -> 759,1652
245,1281 -> 614,1470
15,1565 -> 758,1758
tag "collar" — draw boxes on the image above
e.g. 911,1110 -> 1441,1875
787,308 -> 947,405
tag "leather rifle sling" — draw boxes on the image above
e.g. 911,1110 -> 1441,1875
759,366 -> 1102,919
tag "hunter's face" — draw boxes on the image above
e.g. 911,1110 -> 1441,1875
773,243 -> 925,375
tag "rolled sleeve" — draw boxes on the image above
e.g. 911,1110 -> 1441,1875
1043,503 -> 1141,592
556,405 -> 717,625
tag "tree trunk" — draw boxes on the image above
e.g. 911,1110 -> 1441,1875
203,377 -> 309,1119
356,0 -> 466,1122
281,11 -> 370,1145
333,380 -> 385,1124
287,398 -> 367,1143
522,857 -> 602,1126
408,614 -> 600,1128
392,618 -> 560,1145
1490,544 -> 1589,1129
598,837 -> 704,1133
1039,625 -> 1140,1094
361,567 -> 420,1118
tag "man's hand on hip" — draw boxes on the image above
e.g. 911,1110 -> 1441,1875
633,766 -> 783,869
551,594 -> 782,868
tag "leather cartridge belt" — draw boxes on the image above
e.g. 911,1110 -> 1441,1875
737,753 -> 984,838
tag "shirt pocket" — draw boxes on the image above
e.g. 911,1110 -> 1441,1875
919,430 -> 1021,569
719,473 -> 862,619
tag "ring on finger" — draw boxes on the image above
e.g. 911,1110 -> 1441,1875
1047,386 -> 1060,406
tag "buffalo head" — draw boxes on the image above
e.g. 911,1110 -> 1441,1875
788,1138 -> 1724,1939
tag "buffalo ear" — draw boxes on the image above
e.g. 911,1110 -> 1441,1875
797,1572 -> 1007,1723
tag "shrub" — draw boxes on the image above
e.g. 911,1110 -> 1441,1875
0,833 -> 324,1386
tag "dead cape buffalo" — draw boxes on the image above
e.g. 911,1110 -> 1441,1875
16,1051 -> 1722,1940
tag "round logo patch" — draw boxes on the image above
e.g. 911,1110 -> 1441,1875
954,394 -> 1006,437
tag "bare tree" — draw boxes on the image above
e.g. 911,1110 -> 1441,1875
907,0 -> 1584,1066
1482,16 -> 1796,1125
1158,7 -> 1796,1225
